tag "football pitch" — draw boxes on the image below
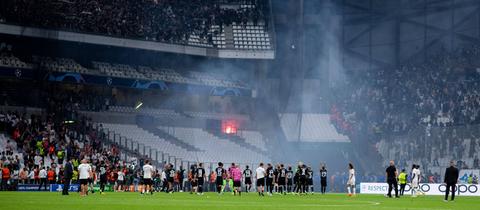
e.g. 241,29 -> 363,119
0,192 -> 476,210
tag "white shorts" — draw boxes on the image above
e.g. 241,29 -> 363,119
347,179 -> 355,186
411,181 -> 419,188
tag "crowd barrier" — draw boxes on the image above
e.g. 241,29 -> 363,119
16,184 -> 143,192
360,182 -> 480,196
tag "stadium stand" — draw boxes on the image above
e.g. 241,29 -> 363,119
34,56 -> 89,74
279,113 -> 349,142
184,111 -> 248,121
0,44 -> 249,89
0,43 -> 33,69
0,0 -> 271,50
188,71 -> 246,89
106,105 -> 249,122
376,123 -> 480,180
0,133 -> 17,157
102,123 -> 193,161
157,126 -> 269,163
233,22 -> 271,50
108,106 -> 180,119
92,62 -> 145,80
101,123 -> 269,164
237,130 -> 267,152
32,54 -> 249,88
0,54 -> 32,69
0,109 -> 137,188
331,44 -> 480,181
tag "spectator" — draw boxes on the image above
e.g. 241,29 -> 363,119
27,168 -> 34,184
331,44 -> 480,172
1,164 -> 10,190
19,168 -> 27,184
38,167 -> 48,191
47,167 -> 56,184
0,0 -> 269,47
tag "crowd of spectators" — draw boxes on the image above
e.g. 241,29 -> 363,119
0,0 -> 269,46
0,103 -> 141,190
0,80 -> 136,191
331,44 -> 480,176
0,91 -> 249,192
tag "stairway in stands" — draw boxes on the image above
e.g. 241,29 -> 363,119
224,26 -> 235,49
206,130 -> 265,154
138,124 -> 202,152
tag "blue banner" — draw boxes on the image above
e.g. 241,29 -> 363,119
47,71 -> 251,96
0,67 -> 36,79
17,184 -> 49,191
49,184 -> 80,192
0,66 -> 252,96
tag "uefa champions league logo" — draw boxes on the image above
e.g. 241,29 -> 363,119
15,69 -> 22,78
107,77 -> 112,86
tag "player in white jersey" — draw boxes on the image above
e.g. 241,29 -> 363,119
411,164 -> 422,197
347,163 -> 356,197
117,168 -> 125,192
255,163 -> 266,196
78,159 -> 92,197
142,160 -> 155,195
415,165 -> 425,195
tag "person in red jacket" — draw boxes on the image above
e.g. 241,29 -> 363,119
1,164 -> 10,191
47,168 -> 56,184
48,145 -> 55,159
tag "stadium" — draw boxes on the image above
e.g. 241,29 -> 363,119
0,0 -> 479,209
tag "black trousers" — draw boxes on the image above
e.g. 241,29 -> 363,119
38,178 -> 48,191
266,178 -> 273,193
445,183 -> 456,201
197,180 -> 204,193
179,179 -> 183,191
321,180 -> 327,194
1,178 -> 8,191
387,178 -> 398,197
100,180 -> 107,192
63,179 -> 71,195
399,184 -> 406,195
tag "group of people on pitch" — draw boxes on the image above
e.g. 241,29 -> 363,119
254,162 -> 329,196
385,160 -> 459,202
140,161 -> 329,196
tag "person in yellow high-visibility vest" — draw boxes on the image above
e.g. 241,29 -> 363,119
398,169 -> 407,196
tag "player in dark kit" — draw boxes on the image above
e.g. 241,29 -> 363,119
273,165 -> 280,193
277,164 -> 287,195
189,163 -> 198,194
293,167 -> 300,193
306,166 -> 314,194
266,163 -> 275,196
99,163 -> 108,194
215,162 -> 226,194
297,163 -> 307,194
320,165 -> 327,194
195,163 -> 206,195
243,165 -> 252,192
167,164 -> 175,193
286,166 -> 293,193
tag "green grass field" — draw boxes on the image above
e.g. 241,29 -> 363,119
0,192 -> 476,210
